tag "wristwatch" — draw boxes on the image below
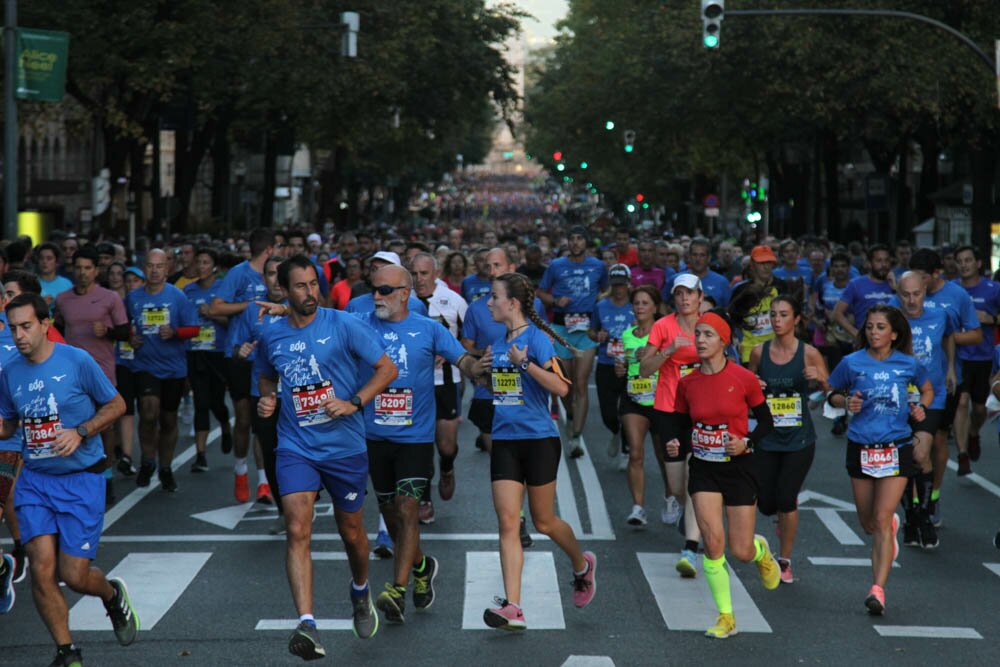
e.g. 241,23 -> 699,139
76,424 -> 89,438
519,359 -> 530,372
743,437 -> 754,454
349,395 -> 364,410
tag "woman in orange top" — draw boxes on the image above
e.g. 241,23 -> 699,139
639,273 -> 703,578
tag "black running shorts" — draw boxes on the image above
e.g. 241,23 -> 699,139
134,372 -> 185,412
688,454 -> 758,506
491,437 -> 561,487
367,440 -> 434,505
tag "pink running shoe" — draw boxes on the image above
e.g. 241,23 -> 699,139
572,551 -> 597,608
483,597 -> 526,631
778,558 -> 794,584
891,513 -> 900,562
865,584 -> 885,615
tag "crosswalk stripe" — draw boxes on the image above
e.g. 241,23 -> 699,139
874,626 -> 982,639
70,552 -> 212,631
809,557 -> 899,568
256,619 -> 353,631
556,455 -> 584,536
561,657 -> 615,666
462,551 -> 565,630
636,553 -> 772,633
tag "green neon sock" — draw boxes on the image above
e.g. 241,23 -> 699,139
413,556 -> 427,574
752,536 -> 766,563
931,488 -> 941,502
520,510 -> 525,519
703,555 -> 733,614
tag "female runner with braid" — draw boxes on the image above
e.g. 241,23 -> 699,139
480,273 -> 596,630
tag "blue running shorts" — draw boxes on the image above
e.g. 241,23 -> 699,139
276,450 -> 368,513
15,466 -> 105,559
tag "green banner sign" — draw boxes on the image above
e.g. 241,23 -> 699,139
16,28 -> 70,102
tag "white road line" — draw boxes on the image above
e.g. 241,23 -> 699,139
574,435 -> 615,539
256,619 -> 353,631
311,551 -> 376,561
70,552 -> 212,631
561,657 -> 615,667
636,552 -> 772,633
814,508 -> 864,545
809,557 -> 899,568
945,459 -> 1000,499
983,563 -> 1000,578
873,626 -> 982,639
557,453 -> 585,536
462,551 -> 565,630
84,532 -> 575,544
797,489 -> 856,511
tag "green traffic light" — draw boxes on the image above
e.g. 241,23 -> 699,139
580,161 -> 588,169
624,145 -> 634,153
704,35 -> 719,48
605,121 -> 615,131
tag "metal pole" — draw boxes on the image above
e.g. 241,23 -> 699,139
3,0 -> 17,240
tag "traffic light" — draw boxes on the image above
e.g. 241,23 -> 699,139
580,161 -> 588,170
605,120 -> 615,131
552,151 -> 563,161
701,1 -> 724,49
623,129 -> 636,153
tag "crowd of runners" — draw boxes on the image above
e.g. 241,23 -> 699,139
2,173 -> 1000,662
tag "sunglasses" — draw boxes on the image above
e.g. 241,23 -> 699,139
372,285 -> 407,296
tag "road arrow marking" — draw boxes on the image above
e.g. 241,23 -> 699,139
190,502 -> 255,529
813,508 -> 864,545
797,489 -> 855,511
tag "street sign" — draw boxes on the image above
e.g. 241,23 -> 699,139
705,207 -> 720,217
703,193 -> 720,208
16,28 -> 69,102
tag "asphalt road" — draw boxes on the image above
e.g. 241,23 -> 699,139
3,385 -> 1000,666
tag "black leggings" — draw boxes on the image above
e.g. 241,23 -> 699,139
188,351 -> 230,432
755,444 -> 816,515
595,363 -> 625,434
252,396 -> 282,512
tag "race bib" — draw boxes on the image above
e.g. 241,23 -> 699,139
691,422 -> 730,463
680,362 -> 700,378
191,326 -> 216,351
565,313 -> 591,333
492,366 -> 524,406
291,380 -> 334,427
907,383 -> 920,404
23,414 -> 62,460
374,388 -> 414,426
750,311 -> 772,337
860,445 -> 900,478
141,306 -> 169,335
606,339 -> 624,358
627,376 -> 655,405
767,393 -> 803,428
118,340 -> 135,361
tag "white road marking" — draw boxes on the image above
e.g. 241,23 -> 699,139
256,619 -> 353,631
983,563 -> 1000,578
813,508 -> 864,545
636,552 -> 772,633
945,459 -> 1000,499
574,434 -> 615,539
561,657 -> 615,667
462,551 -> 565,630
190,502 -> 256,529
70,552 -> 212,631
82,532 -> 579,544
311,551 -> 376,561
874,626 -> 982,639
809,557 -> 898,568
557,453 -> 585,536
797,489 -> 856,511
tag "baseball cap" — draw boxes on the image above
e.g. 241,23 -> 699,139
307,233 -> 322,245
370,251 -> 401,267
124,266 -> 145,281
671,273 -> 702,293
609,263 -> 631,284
750,245 -> 778,264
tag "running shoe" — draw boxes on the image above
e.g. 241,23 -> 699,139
158,468 -> 178,493
928,498 -> 941,528
753,535 -> 780,590
519,516 -> 533,548
104,578 -> 140,646
190,453 -> 209,473
256,483 -> 273,504
568,434 -> 585,459
891,513 -> 900,561
136,460 -> 155,488
778,558 -> 794,584
919,518 -> 939,549
483,597 -> 526,631
616,452 -> 629,471
117,454 -> 136,476
626,505 -> 648,527
675,549 -> 698,578
373,530 -> 394,558
705,612 -> 737,639
234,472 -> 250,503
865,584 -> 885,616
351,585 -> 378,639
12,551 -> 27,583
0,553 -> 14,614
439,470 -> 456,501
376,583 -> 406,624
268,515 -> 287,536
412,556 -> 438,610
418,501 -> 435,525
957,452 -> 971,476
288,621 -> 325,661
572,551 -> 597,608
607,431 -> 621,458
969,434 -> 982,462
662,495 -> 682,525
902,520 -> 921,547
220,431 -> 233,454
47,646 -> 83,667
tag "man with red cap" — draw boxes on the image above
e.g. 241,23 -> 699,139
727,245 -> 788,363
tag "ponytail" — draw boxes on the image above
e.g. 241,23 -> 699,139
496,272 -> 581,357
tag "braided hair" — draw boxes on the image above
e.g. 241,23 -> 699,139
495,272 -> 579,357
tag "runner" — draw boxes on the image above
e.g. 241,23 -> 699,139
831,244 -> 894,340
811,252 -> 855,435
481,272 -> 596,631
0,289 -> 26,610
113,267 -> 146,479
255,255 -> 396,659
728,245 -> 788,363
462,248 -> 492,303
345,251 -> 428,316
640,274 -> 705,573
668,238 -> 732,308
590,264 -> 634,468
0,293 -> 138,665
748,295 -> 830,583
667,309 -> 780,638
359,264 -> 486,624
126,249 -> 201,492
826,304 -> 932,615
538,225 -> 608,457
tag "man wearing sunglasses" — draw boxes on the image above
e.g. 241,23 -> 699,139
345,252 -> 428,317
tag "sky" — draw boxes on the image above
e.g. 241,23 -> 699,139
510,0 -> 568,48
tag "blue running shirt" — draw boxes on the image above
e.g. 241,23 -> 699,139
461,274 -> 492,304
0,345 -> 118,473
490,325 -> 561,440
0,317 -> 21,453
954,278 -> 1000,361
907,308 -> 953,409
837,276 -> 894,328
345,292 -> 428,317
461,297 -> 506,401
256,308 -> 387,461
125,284 -> 198,379
540,256 -> 608,327
828,349 -> 929,445
184,280 -> 228,353
592,298 -> 634,365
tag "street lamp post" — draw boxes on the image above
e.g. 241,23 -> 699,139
3,0 -> 17,241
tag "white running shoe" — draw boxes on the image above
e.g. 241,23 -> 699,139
607,431 -> 621,458
617,452 -> 629,471
662,495 -> 682,525
626,504 -> 648,527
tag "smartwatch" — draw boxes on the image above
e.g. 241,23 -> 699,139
76,424 -> 89,438
520,359 -> 530,372
349,395 -> 363,410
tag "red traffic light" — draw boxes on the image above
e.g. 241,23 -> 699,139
553,151 -> 563,161
636,193 -> 644,202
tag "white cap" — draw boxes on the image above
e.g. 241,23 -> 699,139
307,233 -> 322,244
671,273 -> 702,293
371,250 -> 401,266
